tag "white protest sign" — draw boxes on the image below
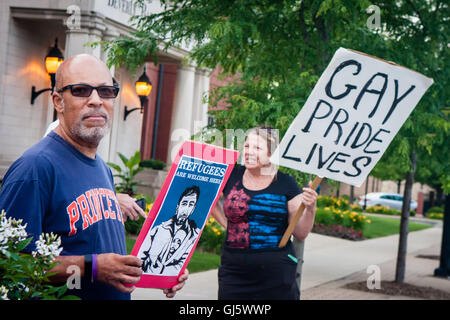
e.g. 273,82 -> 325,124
271,48 -> 434,187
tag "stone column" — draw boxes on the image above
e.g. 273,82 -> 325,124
100,26 -> 121,163
200,68 -> 212,128
167,64 -> 196,162
64,12 -> 105,58
192,67 -> 211,130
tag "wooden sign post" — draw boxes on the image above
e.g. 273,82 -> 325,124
279,176 -> 322,248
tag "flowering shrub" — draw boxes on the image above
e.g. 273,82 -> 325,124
315,207 -> 370,232
365,205 -> 416,216
426,206 -> 443,220
313,223 -> 363,241
0,210 -> 77,300
366,205 -> 399,215
313,196 -> 370,240
317,195 -> 350,210
427,213 -> 444,220
197,217 -> 225,254
350,203 -> 363,212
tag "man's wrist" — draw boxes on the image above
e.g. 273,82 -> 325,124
92,254 -> 98,282
84,254 -> 93,282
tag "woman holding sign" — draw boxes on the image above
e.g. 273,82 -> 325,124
212,127 -> 318,300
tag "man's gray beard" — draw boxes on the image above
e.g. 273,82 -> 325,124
62,99 -> 111,146
71,122 -> 111,146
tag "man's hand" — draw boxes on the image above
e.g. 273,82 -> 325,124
162,269 -> 189,298
97,253 -> 143,293
116,193 -> 147,221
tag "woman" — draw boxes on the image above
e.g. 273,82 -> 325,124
212,127 -> 317,300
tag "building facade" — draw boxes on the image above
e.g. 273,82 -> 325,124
0,1 -> 435,208
0,0 -> 211,179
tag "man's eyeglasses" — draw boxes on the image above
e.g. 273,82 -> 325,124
57,83 -> 120,98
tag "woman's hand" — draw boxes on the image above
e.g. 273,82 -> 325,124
162,268 -> 189,298
301,181 -> 318,210
288,181 -> 318,241
116,193 -> 147,221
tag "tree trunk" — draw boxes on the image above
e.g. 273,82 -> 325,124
350,185 -> 355,204
435,185 -> 444,207
363,177 -> 369,210
434,193 -> 450,278
395,149 -> 417,283
397,180 -> 401,194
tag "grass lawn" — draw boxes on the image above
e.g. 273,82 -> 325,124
363,216 -> 432,239
124,216 -> 432,274
125,236 -> 220,273
186,250 -> 221,273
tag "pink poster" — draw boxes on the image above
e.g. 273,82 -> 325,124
130,141 -> 239,288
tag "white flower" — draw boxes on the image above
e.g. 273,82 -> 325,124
32,233 -> 63,259
0,286 -> 9,300
0,210 -> 28,245
0,211 -> 63,258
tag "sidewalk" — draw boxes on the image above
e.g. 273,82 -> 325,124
301,243 -> 449,299
132,221 -> 447,300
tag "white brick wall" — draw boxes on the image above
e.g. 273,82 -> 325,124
0,14 -> 66,175
107,66 -> 143,166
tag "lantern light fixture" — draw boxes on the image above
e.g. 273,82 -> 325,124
31,38 -> 64,104
124,66 -> 153,121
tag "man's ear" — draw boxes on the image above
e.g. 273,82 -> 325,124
52,92 -> 64,113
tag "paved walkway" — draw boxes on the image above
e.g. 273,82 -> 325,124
301,243 -> 449,300
132,217 -> 448,300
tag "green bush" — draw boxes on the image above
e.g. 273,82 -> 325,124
139,159 -> 166,170
124,216 -> 146,235
314,207 -> 369,232
427,206 -> 444,214
366,205 -> 399,215
366,205 -> 416,216
123,194 -> 154,236
427,213 -> 444,220
317,195 -> 350,210
350,203 -> 363,212
197,217 -> 225,254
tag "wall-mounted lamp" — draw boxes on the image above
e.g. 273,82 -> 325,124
124,66 -> 152,121
31,38 -> 64,104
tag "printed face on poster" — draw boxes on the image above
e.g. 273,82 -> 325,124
271,48 -> 433,187
131,141 -> 239,289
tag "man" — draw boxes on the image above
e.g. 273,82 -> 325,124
141,186 -> 200,276
0,54 -> 187,300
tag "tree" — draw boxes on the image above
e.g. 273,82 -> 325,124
102,0 -> 449,283
374,0 -> 449,283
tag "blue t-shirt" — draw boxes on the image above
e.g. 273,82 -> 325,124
0,132 -> 129,300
